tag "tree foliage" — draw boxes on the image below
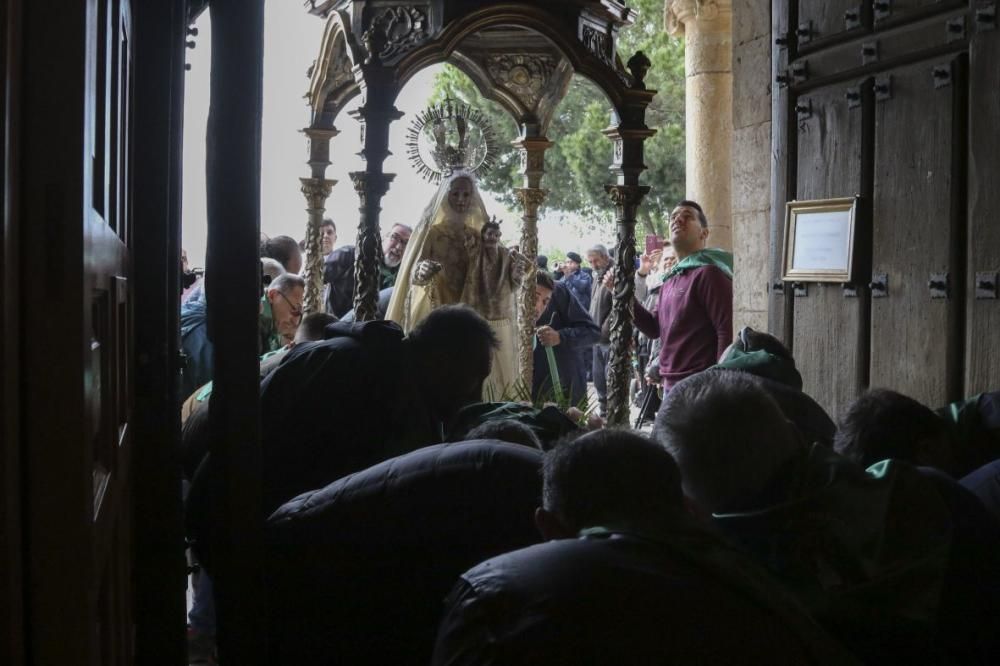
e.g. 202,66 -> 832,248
430,0 -> 685,236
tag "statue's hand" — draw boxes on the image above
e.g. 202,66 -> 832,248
413,260 -> 442,286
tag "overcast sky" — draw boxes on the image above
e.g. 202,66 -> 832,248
182,4 -> 612,268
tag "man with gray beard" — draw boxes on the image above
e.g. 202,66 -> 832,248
323,223 -> 412,317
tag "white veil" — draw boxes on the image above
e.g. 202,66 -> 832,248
385,169 -> 490,331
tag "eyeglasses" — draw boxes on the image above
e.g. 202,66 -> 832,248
276,290 -> 303,319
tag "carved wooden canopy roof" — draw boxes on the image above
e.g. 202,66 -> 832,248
304,0 -> 655,136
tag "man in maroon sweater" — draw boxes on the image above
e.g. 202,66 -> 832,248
625,200 -> 733,393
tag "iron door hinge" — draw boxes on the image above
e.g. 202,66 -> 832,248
845,6 -> 862,30
793,282 -> 809,297
946,16 -> 966,42
932,63 -> 953,88
869,272 -> 889,297
874,75 -> 892,101
928,272 -> 950,299
797,21 -> 814,45
771,281 -> 786,296
791,60 -> 809,84
874,0 -> 892,22
976,3 -> 997,31
862,41 -> 879,65
845,85 -> 863,109
975,271 -> 998,299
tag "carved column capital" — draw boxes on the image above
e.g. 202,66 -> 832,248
300,177 -> 336,210
605,184 -> 651,223
666,0 -> 732,36
348,171 -> 394,210
515,187 -> 549,217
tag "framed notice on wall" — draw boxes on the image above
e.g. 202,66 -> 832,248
782,196 -> 859,283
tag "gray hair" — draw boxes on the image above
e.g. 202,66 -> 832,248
267,272 -> 305,295
261,257 -> 285,283
653,371 -> 801,514
586,244 -> 610,259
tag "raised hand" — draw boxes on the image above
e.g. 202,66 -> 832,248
639,249 -> 663,276
413,259 -> 442,286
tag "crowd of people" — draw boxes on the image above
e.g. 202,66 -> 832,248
178,174 -> 1000,665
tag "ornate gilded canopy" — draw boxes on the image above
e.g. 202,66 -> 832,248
299,0 -> 658,426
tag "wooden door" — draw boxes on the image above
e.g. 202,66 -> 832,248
965,4 -> 1000,395
772,0 -> 998,414
17,0 -> 135,663
791,81 -> 871,417
870,56 -> 965,406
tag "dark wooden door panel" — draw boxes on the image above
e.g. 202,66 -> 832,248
965,20 -> 1000,394
870,56 -> 962,406
797,0 -> 867,49
770,0 -> 793,342
792,82 -> 869,417
873,0 -> 966,28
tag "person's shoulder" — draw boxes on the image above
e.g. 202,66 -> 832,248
327,245 -> 355,264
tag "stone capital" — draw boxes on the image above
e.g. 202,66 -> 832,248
666,0 -> 733,36
515,187 -> 549,218
299,177 -> 336,210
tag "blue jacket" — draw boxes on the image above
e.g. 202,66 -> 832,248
180,293 -> 213,400
561,269 -> 593,310
533,282 -> 600,406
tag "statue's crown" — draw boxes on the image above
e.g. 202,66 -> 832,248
406,99 -> 498,183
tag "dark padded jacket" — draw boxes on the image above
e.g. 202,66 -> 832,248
433,527 -> 857,666
264,440 -> 543,666
533,281 -> 600,405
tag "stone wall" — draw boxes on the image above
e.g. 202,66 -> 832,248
730,0 -> 771,333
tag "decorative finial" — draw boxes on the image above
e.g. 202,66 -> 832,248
627,51 -> 652,89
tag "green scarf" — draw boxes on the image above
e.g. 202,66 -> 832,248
259,296 -> 283,353
662,247 -> 734,282
713,348 -> 803,391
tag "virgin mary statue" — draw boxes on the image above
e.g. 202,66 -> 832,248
386,170 -> 524,399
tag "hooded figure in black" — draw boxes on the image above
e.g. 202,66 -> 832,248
185,306 -> 499,570
257,305 -> 498,516
265,440 -> 543,665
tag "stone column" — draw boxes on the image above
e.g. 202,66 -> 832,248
512,135 -> 552,393
300,126 -> 339,314
604,123 -> 655,426
667,0 -> 733,250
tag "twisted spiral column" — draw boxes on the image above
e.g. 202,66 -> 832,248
300,177 -> 335,314
512,135 -> 552,394
349,171 -> 395,321
605,184 -> 650,425
515,187 -> 548,391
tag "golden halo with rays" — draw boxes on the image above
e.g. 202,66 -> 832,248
405,98 -> 500,183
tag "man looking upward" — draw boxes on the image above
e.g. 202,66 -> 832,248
623,200 -> 733,395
